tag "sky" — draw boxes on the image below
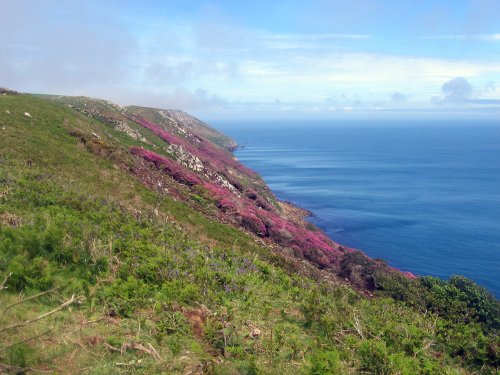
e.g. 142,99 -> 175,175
1,0 -> 500,120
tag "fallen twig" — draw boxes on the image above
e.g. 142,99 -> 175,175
0,286 -> 60,322
0,272 -> 12,290
104,341 -> 162,361
81,317 -> 104,325
104,342 -> 122,353
0,362 -> 27,374
76,341 -> 105,357
23,368 -> 53,374
413,341 -> 434,357
146,343 -> 161,360
128,342 -> 162,361
353,314 -> 365,340
0,294 -> 78,333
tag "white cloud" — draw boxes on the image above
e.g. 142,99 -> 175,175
110,87 -> 228,113
422,34 -> 500,41
1,2 -> 499,118
263,33 -> 372,41
432,77 -> 500,106
433,77 -> 473,104
231,52 -> 500,103
258,32 -> 371,50
0,1 -> 137,94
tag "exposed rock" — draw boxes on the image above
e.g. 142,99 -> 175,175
167,144 -> 204,172
156,109 -> 237,150
278,200 -> 312,226
4,110 -> 10,115
24,112 -> 32,118
56,97 -> 149,144
245,321 -> 261,338
115,121 -> 148,143
214,173 -> 238,193
0,87 -> 19,95
250,328 -> 261,338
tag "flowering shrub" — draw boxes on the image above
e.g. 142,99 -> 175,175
402,271 -> 417,279
128,115 -> 187,148
245,189 -> 258,200
131,143 -> 413,277
240,209 -> 267,236
128,114 -> 256,178
202,182 -> 231,201
131,147 -> 201,186
217,197 -> 238,212
128,114 -> 346,271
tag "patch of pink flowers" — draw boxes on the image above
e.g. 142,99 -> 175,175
402,271 -> 417,279
127,115 -> 341,257
128,114 -> 256,179
201,177 -> 341,266
130,146 -> 201,186
130,131 -> 413,279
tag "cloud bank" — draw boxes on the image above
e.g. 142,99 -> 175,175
1,1 -> 499,118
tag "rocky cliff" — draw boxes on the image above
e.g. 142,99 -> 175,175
42,94 -> 410,291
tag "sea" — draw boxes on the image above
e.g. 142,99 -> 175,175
214,120 -> 500,298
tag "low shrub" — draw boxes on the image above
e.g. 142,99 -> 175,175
308,349 -> 342,375
100,276 -> 153,317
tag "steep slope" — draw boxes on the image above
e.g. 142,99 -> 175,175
42,93 -> 407,290
0,91 -> 498,374
128,106 -> 237,151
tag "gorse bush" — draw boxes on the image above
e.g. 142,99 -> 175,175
376,271 -> 500,331
308,349 -> 342,374
100,276 -> 153,317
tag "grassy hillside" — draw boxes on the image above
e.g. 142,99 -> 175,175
0,92 -> 498,374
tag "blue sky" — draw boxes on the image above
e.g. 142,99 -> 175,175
1,0 -> 500,119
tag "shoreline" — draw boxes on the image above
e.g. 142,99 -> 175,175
277,199 -> 313,226
233,147 -> 420,283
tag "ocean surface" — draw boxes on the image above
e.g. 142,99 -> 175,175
214,120 -> 500,297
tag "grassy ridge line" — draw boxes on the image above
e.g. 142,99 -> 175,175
127,106 -> 237,151
0,93 -> 498,373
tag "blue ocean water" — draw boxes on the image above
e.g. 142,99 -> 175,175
214,120 -> 500,297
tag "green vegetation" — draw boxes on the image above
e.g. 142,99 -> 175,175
0,93 -> 498,373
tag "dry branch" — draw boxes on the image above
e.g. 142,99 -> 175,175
0,273 -> 12,290
353,314 -> 365,340
104,341 -> 162,361
104,342 -> 122,353
0,294 -> 78,333
0,286 -> 60,322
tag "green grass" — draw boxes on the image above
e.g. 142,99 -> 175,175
0,94 -> 498,374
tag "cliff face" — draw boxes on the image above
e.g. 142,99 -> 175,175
40,94 -> 407,291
